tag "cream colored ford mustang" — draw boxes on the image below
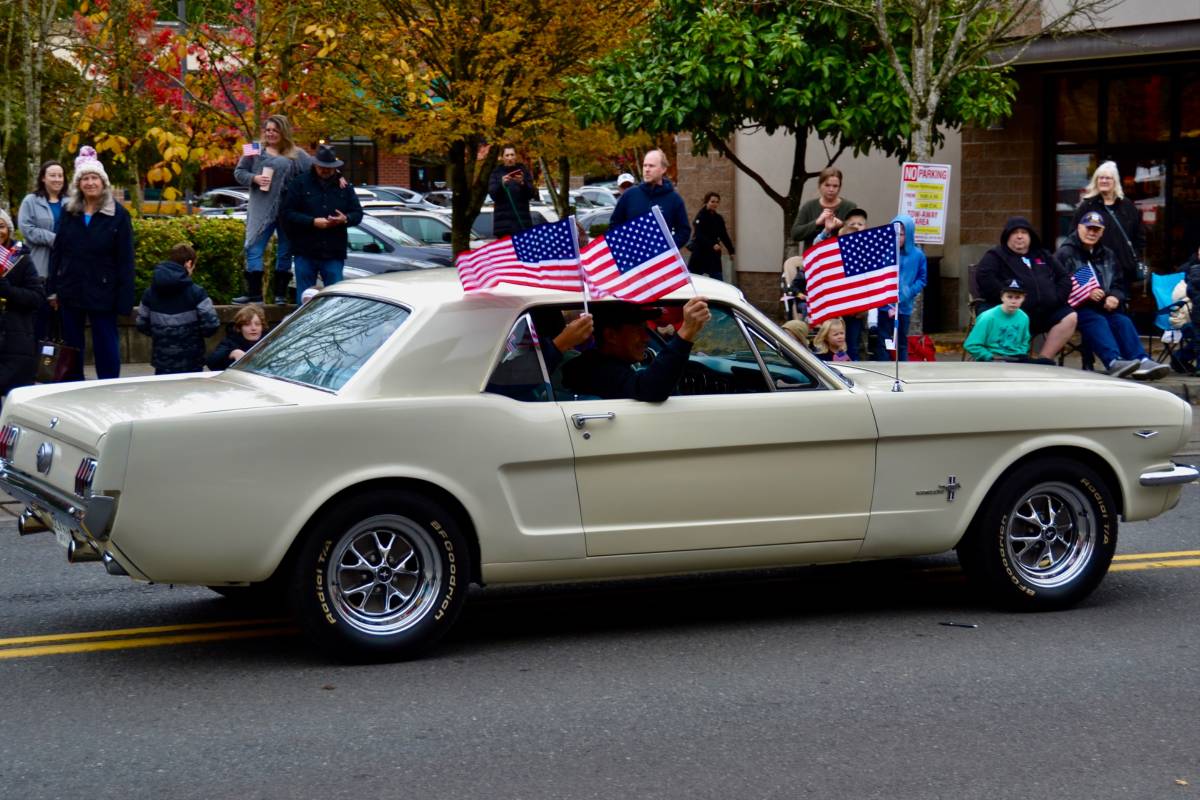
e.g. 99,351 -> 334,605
1,272 -> 1195,660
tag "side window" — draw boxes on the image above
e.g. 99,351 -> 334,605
484,315 -> 551,402
743,321 -> 818,391
347,226 -> 374,253
673,305 -> 771,395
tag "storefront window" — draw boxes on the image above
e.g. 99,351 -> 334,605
1106,75 -> 1170,143
1120,158 -> 1167,274
1053,153 -> 1095,248
329,138 -> 377,185
1055,77 -> 1098,145
1171,152 -> 1200,263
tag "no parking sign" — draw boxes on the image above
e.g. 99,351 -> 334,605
898,162 -> 951,245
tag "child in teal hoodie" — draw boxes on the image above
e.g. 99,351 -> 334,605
882,214 -> 927,361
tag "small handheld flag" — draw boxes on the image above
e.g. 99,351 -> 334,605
242,142 -> 261,157
801,225 -> 900,326
456,218 -> 583,293
579,207 -> 691,303
1067,265 -> 1101,307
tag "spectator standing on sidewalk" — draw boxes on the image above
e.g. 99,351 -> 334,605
610,149 -> 691,249
790,167 -> 857,252
615,173 -> 636,197
488,145 -> 536,237
234,114 -> 313,304
976,216 -> 1077,363
0,209 -> 45,404
688,192 -> 734,280
1071,161 -> 1145,287
47,146 -> 135,381
1055,211 -> 1167,380
16,160 -> 65,341
135,243 -> 221,375
281,144 -> 363,302
885,214 -> 927,362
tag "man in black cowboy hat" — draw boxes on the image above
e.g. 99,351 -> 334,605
561,297 -> 710,401
281,143 -> 364,303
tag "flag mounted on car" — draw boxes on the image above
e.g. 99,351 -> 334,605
579,206 -> 692,303
1067,265 -> 1101,307
802,224 -> 900,326
456,218 -> 584,293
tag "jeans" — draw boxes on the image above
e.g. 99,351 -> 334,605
1075,307 -> 1147,367
876,313 -> 911,360
245,221 -> 293,274
61,308 -> 121,380
845,315 -> 864,360
293,256 -> 344,303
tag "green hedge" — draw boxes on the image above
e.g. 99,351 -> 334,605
131,217 -> 271,304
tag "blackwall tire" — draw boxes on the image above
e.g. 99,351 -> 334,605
956,457 -> 1117,610
291,490 -> 470,661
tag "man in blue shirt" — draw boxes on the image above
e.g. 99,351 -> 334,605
609,150 -> 691,250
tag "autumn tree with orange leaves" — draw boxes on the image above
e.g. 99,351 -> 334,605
309,0 -> 645,254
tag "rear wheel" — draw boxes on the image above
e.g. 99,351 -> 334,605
957,457 -> 1117,610
290,490 -> 469,661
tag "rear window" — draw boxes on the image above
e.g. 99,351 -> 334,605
231,295 -> 410,391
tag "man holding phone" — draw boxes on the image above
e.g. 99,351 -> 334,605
487,145 -> 536,237
281,144 -> 364,303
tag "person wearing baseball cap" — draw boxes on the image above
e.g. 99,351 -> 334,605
616,173 -> 636,196
1055,210 -> 1168,380
46,146 -> 135,381
963,278 -> 1050,363
561,297 -> 711,401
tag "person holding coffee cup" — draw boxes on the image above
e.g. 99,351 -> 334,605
233,114 -> 313,304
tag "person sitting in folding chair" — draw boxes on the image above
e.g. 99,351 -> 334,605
1055,211 -> 1168,381
1175,245 -> 1200,375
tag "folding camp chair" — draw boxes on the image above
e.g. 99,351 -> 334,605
1148,271 -> 1187,364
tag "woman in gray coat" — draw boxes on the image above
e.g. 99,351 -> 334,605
16,160 -> 65,340
233,114 -> 313,304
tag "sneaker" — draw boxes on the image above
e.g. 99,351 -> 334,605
1132,357 -> 1170,381
1105,359 -> 1139,378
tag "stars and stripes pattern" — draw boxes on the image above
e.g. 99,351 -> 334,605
0,244 -> 20,277
242,142 -> 260,157
456,218 -> 583,292
801,224 -> 899,325
1067,264 -> 1101,307
579,207 -> 691,303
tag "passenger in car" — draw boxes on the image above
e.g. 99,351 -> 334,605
560,297 -> 710,401
529,308 -> 594,375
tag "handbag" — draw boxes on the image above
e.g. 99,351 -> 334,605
1102,205 -> 1148,282
36,313 -> 80,383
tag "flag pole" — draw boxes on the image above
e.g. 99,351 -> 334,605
892,221 -> 903,393
651,205 -> 697,296
570,215 -> 590,315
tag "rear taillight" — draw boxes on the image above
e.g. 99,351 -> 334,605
75,458 -> 98,496
0,424 -> 20,460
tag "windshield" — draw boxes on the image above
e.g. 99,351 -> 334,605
361,216 -> 423,247
231,295 -> 410,391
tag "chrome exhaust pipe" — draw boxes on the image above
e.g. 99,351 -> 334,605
17,508 -> 49,536
67,538 -> 102,563
102,552 -> 128,576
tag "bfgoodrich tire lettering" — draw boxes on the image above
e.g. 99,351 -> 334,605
291,490 -> 470,660
957,457 -> 1117,610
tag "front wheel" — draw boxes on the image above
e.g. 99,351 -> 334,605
956,458 -> 1118,610
291,490 -> 470,661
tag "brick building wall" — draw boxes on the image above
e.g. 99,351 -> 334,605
377,152 -> 412,186
959,72 -> 1043,266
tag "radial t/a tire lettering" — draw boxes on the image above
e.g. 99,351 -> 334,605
956,457 -> 1117,610
290,489 -> 470,661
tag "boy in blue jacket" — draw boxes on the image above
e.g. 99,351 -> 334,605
135,243 -> 221,374
882,214 -> 927,361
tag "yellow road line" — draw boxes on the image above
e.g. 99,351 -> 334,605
0,618 -> 287,647
0,627 -> 297,660
1113,550 -> 1200,562
1110,558 -> 1200,572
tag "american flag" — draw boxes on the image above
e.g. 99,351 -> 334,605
0,244 -> 19,277
456,218 -> 583,292
242,142 -> 260,157
579,207 -> 691,303
802,224 -> 899,325
1067,264 -> 1101,307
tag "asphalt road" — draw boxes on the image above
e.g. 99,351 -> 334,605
1,486 -> 1198,800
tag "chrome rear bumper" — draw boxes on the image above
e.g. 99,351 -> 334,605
1139,462 -> 1200,487
0,459 -> 116,543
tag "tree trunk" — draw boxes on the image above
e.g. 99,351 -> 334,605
448,139 -> 472,256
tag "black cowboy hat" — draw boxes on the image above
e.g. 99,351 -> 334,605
315,144 -> 344,169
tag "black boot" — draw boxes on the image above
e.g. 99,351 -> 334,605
272,271 -> 293,305
233,271 -> 263,304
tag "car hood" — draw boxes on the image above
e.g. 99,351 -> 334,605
3,372 -> 298,449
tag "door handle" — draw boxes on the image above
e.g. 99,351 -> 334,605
571,412 -> 616,429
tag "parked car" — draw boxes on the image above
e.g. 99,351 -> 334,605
362,185 -> 443,211
576,185 -> 618,207
1,272 -> 1196,661
423,190 -> 453,208
471,208 -> 551,240
194,187 -> 249,214
345,215 -> 453,271
577,207 -> 613,236
365,209 -> 484,250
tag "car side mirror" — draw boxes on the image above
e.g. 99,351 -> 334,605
363,242 -> 383,254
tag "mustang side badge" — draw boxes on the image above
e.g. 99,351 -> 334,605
916,475 -> 961,502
